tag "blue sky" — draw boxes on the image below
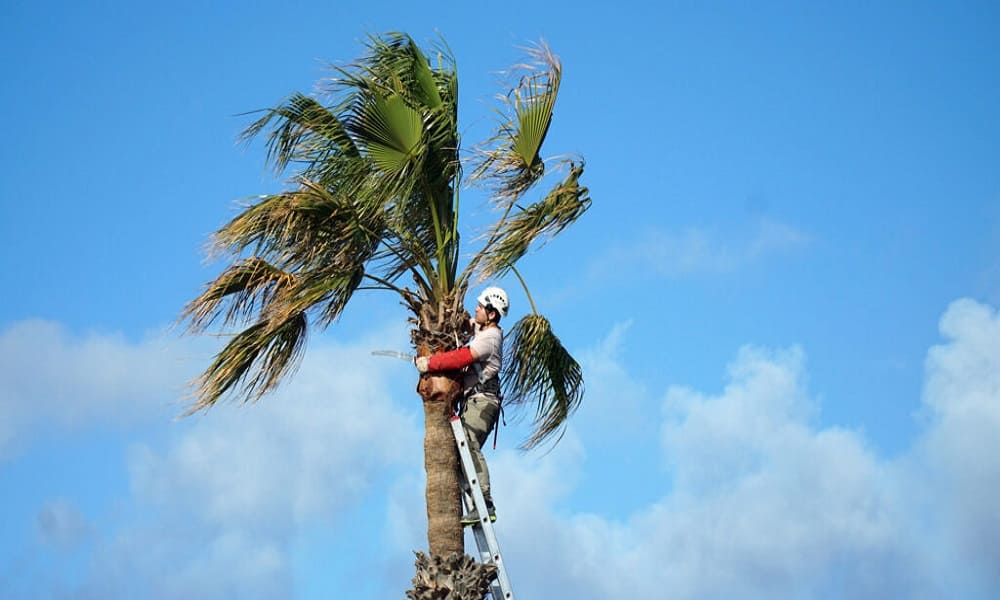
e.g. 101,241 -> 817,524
2,1 -> 999,598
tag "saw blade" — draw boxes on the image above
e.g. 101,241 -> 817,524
371,350 -> 415,361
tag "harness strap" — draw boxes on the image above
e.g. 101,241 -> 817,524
493,402 -> 505,450
471,355 -> 504,449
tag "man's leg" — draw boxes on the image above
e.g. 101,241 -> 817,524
465,427 -> 492,504
461,394 -> 500,515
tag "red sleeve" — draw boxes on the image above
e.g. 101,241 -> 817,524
428,346 -> 474,371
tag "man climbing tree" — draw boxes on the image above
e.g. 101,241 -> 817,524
181,32 -> 590,595
417,286 -> 508,526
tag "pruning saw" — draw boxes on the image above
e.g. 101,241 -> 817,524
372,350 -> 415,362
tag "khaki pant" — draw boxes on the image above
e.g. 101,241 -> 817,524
461,393 -> 500,503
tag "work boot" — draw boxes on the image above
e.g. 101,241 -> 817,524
461,501 -> 497,526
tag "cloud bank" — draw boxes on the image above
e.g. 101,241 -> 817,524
0,320 -> 187,459
84,338 -> 420,599
492,298 -> 1000,599
3,298 -> 999,598
1,320 -> 421,598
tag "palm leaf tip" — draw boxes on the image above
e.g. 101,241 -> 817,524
502,314 -> 584,450
472,41 -> 563,200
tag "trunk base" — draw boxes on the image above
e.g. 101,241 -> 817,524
406,551 -> 498,600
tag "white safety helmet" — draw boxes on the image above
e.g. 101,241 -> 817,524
477,286 -> 509,319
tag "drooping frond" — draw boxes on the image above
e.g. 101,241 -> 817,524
182,257 -> 293,332
476,161 -> 590,281
183,253 -> 368,412
186,312 -> 308,413
183,183 -> 379,413
502,314 -> 584,450
471,42 -> 562,202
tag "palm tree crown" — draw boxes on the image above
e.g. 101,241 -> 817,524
183,32 -> 589,451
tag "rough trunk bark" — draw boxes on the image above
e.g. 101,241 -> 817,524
418,371 -> 465,556
410,293 -> 472,560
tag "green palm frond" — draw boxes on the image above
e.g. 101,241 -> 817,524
355,92 -> 423,173
477,161 -> 590,281
242,93 -> 359,176
335,33 -> 452,110
186,312 -> 308,413
502,314 -> 584,450
329,33 -> 460,287
396,32 -> 444,110
238,32 -> 460,293
183,182 -> 384,412
472,41 -> 561,202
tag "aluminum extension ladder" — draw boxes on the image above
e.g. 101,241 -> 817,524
450,415 -> 514,599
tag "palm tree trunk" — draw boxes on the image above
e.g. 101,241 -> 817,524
418,372 -> 465,556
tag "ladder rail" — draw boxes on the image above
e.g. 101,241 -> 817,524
450,416 -> 514,600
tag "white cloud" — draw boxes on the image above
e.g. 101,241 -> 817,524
0,319 -> 188,459
588,218 -> 811,279
2,317 -> 424,598
81,333 -> 421,598
80,525 -> 290,600
909,299 -> 1000,594
129,342 -> 415,532
8,297 -> 1000,598
487,299 -> 1000,599
493,344 -> 909,599
574,320 -> 648,438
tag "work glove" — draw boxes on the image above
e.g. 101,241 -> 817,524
415,356 -> 430,373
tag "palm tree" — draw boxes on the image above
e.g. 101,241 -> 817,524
182,32 -> 589,572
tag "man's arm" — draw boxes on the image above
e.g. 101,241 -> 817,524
415,346 -> 479,373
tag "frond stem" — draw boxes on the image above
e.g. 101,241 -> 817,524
423,181 -> 449,293
508,263 -> 538,315
378,238 -> 434,298
450,186 -> 461,285
362,273 -> 410,297
457,195 -> 518,290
